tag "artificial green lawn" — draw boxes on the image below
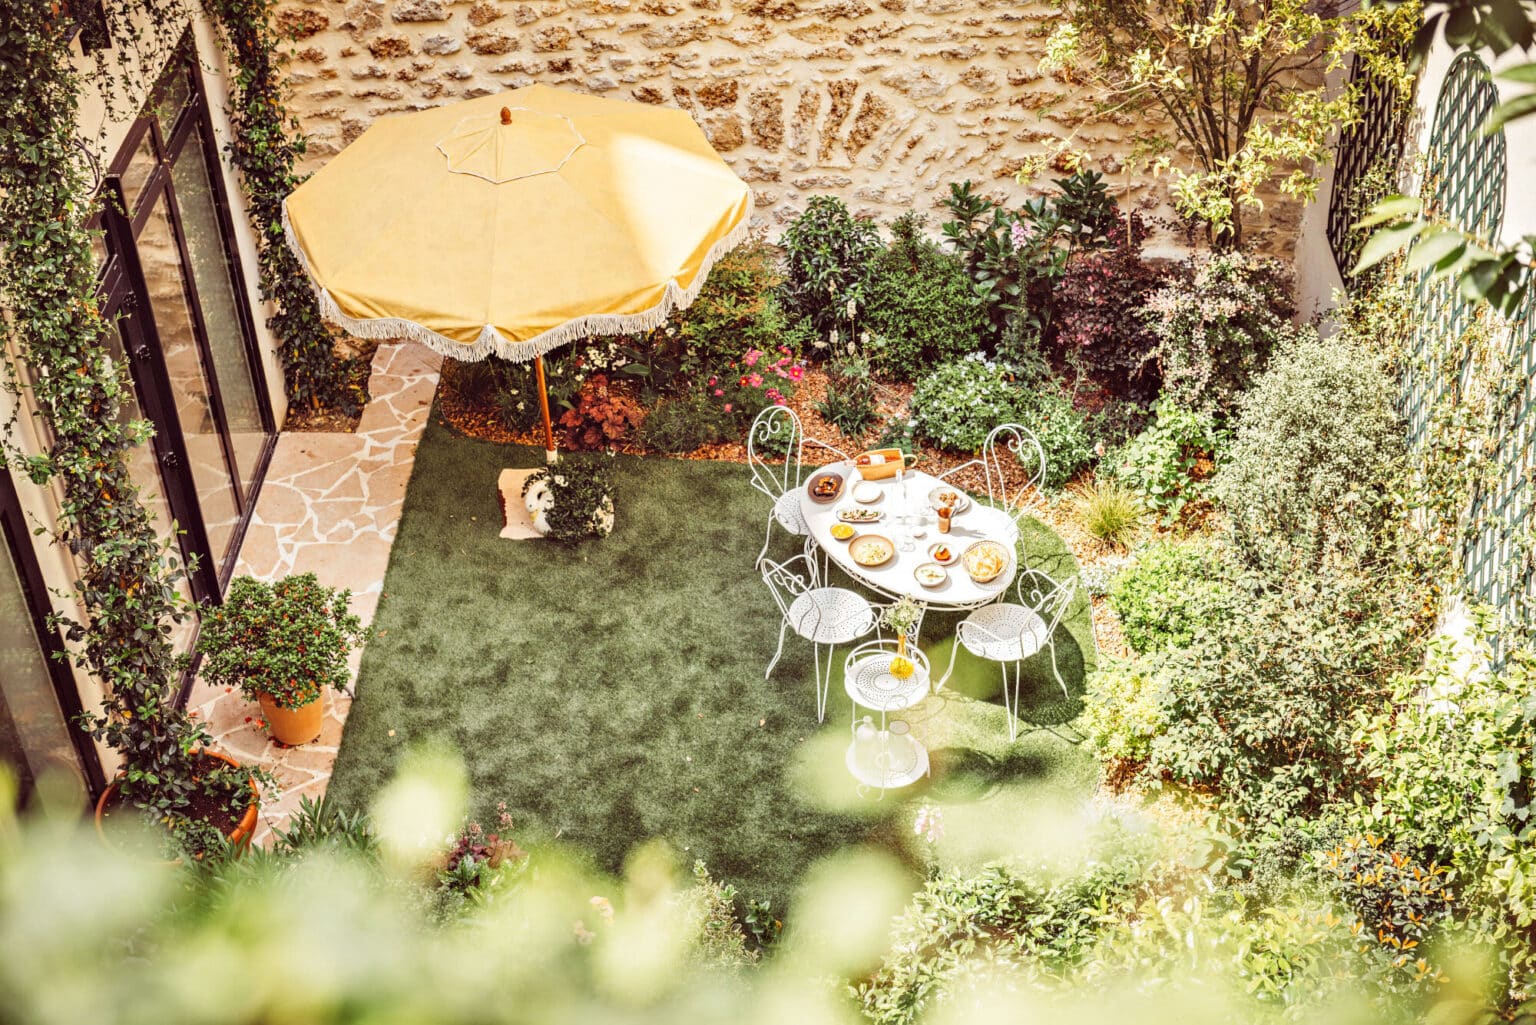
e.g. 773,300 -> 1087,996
328,412 -> 1099,908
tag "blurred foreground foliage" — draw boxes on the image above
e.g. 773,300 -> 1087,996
1,757 -> 1532,1025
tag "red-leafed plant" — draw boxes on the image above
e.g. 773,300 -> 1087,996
1052,217 -> 1165,402
559,374 -> 645,449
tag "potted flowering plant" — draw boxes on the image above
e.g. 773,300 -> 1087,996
197,573 -> 367,745
522,455 -> 617,544
881,597 -> 924,679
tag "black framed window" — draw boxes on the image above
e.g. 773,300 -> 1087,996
0,472 -> 105,809
89,35 -> 276,605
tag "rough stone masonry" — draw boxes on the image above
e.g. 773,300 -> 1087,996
274,0 -> 1304,256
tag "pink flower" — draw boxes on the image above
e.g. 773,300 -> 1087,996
788,365 -> 805,381
713,388 -> 724,396
743,350 -> 761,366
747,373 -> 763,387
775,397 -> 788,406
766,388 -> 783,403
724,403 -> 733,412
779,345 -> 791,355
708,376 -> 717,386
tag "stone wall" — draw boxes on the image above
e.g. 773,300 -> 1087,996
274,0 -> 1304,255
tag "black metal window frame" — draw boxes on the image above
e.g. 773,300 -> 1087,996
0,470 -> 108,805
88,35 -> 277,605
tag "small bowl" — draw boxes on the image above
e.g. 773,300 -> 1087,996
829,523 -> 856,541
913,562 -> 948,589
927,542 -> 958,565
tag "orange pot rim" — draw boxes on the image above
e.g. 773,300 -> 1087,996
93,747 -> 260,855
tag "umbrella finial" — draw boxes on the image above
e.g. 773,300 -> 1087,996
500,106 -> 512,125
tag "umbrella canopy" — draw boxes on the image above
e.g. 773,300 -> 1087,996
282,84 -> 753,364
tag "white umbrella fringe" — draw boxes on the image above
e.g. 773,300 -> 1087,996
281,197 -> 753,364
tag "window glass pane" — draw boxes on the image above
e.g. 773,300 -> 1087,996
135,194 -> 241,568
0,517 -> 84,807
153,62 -> 191,139
170,125 -> 268,493
119,131 -> 158,215
100,321 -> 198,651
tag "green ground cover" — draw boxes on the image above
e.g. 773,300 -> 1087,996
328,412 -> 1098,908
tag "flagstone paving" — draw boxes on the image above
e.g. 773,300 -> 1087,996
186,341 -> 442,845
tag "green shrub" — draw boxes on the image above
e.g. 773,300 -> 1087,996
1081,655 -> 1172,765
859,839 -> 1164,1025
1109,401 -> 1227,526
862,213 -> 985,380
1017,387 -> 1092,490
1215,331 -> 1406,577
1066,477 -> 1143,548
811,356 -> 878,437
1108,539 -> 1231,653
638,393 -> 732,453
1350,635 -> 1536,980
1147,565 -> 1423,827
1145,250 -> 1297,412
910,357 -> 1088,489
778,196 -> 882,337
910,355 -> 1022,453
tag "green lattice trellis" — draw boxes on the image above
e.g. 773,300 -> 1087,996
1396,52 -> 1536,634
1403,53 -> 1507,451
1462,297 -> 1536,629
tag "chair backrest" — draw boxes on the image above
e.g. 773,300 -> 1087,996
748,406 -> 804,502
980,423 -> 1047,515
1015,567 -> 1076,640
935,423 -> 1046,523
759,553 -> 816,622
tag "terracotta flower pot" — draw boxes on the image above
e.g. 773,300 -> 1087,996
94,748 -> 259,857
259,691 -> 324,746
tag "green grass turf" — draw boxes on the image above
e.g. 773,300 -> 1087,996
327,412 -> 1100,908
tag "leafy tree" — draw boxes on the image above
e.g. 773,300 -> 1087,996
1040,0 -> 1417,245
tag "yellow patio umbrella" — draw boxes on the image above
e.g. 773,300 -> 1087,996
282,84 -> 753,459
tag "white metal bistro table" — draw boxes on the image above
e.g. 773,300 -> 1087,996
799,464 -> 1019,613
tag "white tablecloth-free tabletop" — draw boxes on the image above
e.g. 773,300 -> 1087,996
799,465 -> 1018,609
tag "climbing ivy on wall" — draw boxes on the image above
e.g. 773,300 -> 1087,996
205,0 -> 367,416
0,8 -> 212,821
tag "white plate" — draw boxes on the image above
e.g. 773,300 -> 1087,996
852,481 -> 882,504
837,507 -> 884,524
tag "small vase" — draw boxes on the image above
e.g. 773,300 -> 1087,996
259,691 -> 324,746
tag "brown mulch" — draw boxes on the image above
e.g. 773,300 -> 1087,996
285,405 -> 362,433
436,360 -> 1131,659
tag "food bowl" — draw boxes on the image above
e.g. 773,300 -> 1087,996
829,523 -> 856,541
961,540 -> 1010,584
927,542 -> 957,565
927,486 -> 971,514
913,563 -> 948,588
848,534 -> 895,568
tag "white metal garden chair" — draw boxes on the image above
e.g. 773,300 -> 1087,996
936,567 -> 1077,741
935,423 -> 1046,543
748,405 -> 849,577
760,553 -> 877,721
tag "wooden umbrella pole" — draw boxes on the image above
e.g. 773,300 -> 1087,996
534,355 -> 558,463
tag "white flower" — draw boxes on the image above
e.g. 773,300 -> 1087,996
552,475 -> 568,487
